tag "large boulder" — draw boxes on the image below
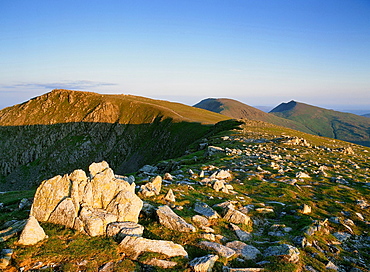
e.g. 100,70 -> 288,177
18,216 -> 47,245
30,161 -> 143,236
157,205 -> 196,232
119,236 -> 188,260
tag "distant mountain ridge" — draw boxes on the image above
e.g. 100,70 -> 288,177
270,100 -> 370,146
362,113 -> 370,118
0,89 -> 232,190
193,98 -> 313,134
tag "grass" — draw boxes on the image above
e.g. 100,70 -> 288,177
1,119 -> 370,271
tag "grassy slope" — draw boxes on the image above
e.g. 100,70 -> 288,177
193,98 -> 313,134
1,120 -> 369,271
0,89 -> 228,126
270,101 -> 370,146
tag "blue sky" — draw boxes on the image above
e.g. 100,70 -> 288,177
1,0 -> 370,112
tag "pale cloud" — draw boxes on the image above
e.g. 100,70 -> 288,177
0,80 -> 117,91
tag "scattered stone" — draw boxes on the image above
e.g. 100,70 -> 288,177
213,180 -> 229,193
333,232 -> 351,242
18,216 -> 47,245
192,215 -> 211,227
224,208 -> 252,225
222,268 -> 265,272
230,223 -> 252,242
0,220 -> 27,242
141,202 -> 156,218
326,261 -> 339,270
255,208 -> 274,213
0,249 -> 13,270
119,236 -> 188,260
18,198 -> 32,210
189,254 -> 219,272
164,189 -> 176,202
207,146 -> 225,156
157,205 -> 196,232
139,165 -> 158,174
300,204 -> 312,214
225,241 -> 261,260
194,202 -> 220,219
264,244 -> 300,263
98,261 -> 114,272
296,172 -> 311,178
210,169 -> 232,180
143,258 -> 178,268
138,176 -> 162,197
199,241 -> 236,259
163,173 -> 174,181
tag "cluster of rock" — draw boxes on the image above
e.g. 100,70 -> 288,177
30,161 -> 143,237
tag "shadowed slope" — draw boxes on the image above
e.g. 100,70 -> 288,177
193,98 -> 312,134
0,90 -> 232,190
270,100 -> 370,146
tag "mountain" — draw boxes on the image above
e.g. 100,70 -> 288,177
270,100 -> 370,146
193,98 -> 312,133
0,89 -> 234,190
362,113 -> 370,118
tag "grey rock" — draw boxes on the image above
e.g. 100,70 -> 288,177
224,208 -> 252,225
192,215 -> 211,227
189,254 -> 218,272
0,249 -> 13,270
157,205 -> 196,232
225,241 -> 261,260
333,232 -> 351,242
138,176 -> 162,197
0,220 -> 27,242
194,202 -> 220,219
264,244 -> 300,263
106,222 -> 144,241
143,258 -> 178,268
199,241 -> 236,259
230,223 -> 252,242
119,236 -> 188,260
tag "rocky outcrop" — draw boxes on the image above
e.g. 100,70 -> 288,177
18,216 -> 47,245
30,161 -> 143,236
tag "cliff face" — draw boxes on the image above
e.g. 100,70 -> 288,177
0,90 -> 230,191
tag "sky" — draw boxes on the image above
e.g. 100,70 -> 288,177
1,0 -> 370,113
